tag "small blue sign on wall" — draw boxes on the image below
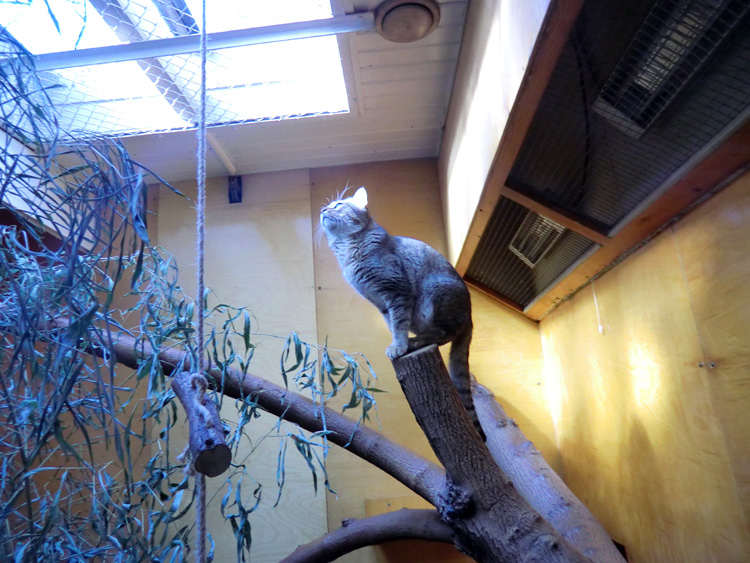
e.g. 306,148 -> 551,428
228,176 -> 242,204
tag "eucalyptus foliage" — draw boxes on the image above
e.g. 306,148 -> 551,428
0,29 -> 379,562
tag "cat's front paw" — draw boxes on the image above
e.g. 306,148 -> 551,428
386,342 -> 408,360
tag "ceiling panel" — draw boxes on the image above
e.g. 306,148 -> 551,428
122,0 -> 468,183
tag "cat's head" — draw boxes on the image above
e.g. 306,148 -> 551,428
319,187 -> 371,240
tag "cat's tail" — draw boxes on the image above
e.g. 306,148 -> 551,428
449,325 -> 486,441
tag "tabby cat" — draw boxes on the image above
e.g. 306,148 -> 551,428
320,187 -> 484,440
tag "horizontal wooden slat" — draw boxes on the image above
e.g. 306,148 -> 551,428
361,74 -> 453,97
232,128 -> 441,156
502,186 -> 611,246
435,1 -> 468,26
361,60 -> 456,83
356,24 -> 462,53
358,43 -> 459,67
123,111 -> 446,158
364,88 -> 447,110
136,146 -> 438,183
361,102 -> 446,120
238,147 -> 437,176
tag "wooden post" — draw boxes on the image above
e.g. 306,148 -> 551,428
171,371 -> 231,478
392,345 -> 589,563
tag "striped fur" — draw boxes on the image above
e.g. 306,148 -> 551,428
320,187 -> 485,440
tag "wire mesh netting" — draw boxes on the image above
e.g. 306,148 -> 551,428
469,0 -> 750,309
467,198 -> 598,309
0,0 -> 349,139
507,0 -> 750,232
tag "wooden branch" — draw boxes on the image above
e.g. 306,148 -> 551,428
474,383 -> 624,563
64,319 -> 446,505
392,345 -> 589,563
171,371 -> 231,477
35,317 -> 620,562
281,508 -> 453,563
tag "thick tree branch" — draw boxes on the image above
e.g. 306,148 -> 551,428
73,320 -> 447,504
35,318 -> 621,562
474,383 -> 625,563
281,508 -> 453,563
392,345 -> 589,563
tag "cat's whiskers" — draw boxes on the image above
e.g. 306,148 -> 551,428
314,222 -> 327,246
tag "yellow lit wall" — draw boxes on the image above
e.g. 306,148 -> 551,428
540,172 -> 750,562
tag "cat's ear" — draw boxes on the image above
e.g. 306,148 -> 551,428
351,187 -> 368,209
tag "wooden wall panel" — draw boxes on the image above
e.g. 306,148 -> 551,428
673,173 -> 750,534
311,158 -> 557,562
540,173 -> 750,561
311,162 -> 447,563
470,288 -> 562,474
157,170 -> 326,562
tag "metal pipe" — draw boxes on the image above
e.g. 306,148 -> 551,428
32,12 -> 375,72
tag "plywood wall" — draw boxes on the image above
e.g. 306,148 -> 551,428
157,170 -> 326,562
540,172 -> 750,562
310,159 -> 559,562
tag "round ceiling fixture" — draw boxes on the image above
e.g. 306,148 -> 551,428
375,0 -> 441,43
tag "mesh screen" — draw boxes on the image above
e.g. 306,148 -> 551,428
507,0 -> 750,231
466,198 -> 597,309
0,0 -> 349,139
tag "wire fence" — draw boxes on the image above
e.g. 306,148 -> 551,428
507,0 -> 750,231
468,0 -> 750,309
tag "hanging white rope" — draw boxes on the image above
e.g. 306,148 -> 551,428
194,0 -> 208,560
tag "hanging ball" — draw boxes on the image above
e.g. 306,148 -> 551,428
375,0 -> 441,43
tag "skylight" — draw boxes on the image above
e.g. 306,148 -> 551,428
0,0 -> 349,137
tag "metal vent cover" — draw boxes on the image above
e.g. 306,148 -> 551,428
466,198 -> 597,309
469,0 -> 750,310
508,212 -> 565,269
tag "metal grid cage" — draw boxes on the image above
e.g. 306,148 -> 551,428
507,0 -> 750,232
467,198 -> 598,309
0,0 -> 350,139
470,0 -> 750,310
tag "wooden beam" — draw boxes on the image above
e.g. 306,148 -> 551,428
524,120 -> 750,320
502,186 -> 611,247
455,0 -> 586,276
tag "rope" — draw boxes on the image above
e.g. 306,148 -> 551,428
194,0 -> 208,561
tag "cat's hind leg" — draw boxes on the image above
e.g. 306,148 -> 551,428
408,329 -> 453,352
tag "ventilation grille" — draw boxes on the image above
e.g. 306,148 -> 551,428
507,0 -> 750,231
466,198 -> 597,309
508,213 -> 565,269
594,0 -> 750,138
